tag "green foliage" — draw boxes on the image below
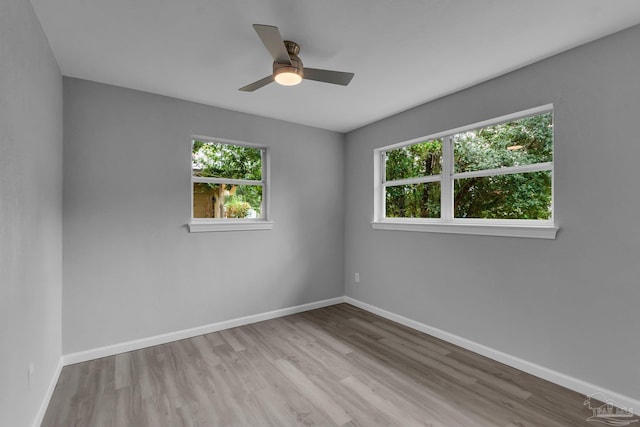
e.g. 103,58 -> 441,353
455,171 -> 551,219
385,139 -> 442,218
233,186 -> 262,217
386,139 -> 442,181
192,141 -> 263,216
225,196 -> 252,218
192,140 -> 262,180
386,183 -> 441,218
453,113 -> 552,173
385,113 -> 553,220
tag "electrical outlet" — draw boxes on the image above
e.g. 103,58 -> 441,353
354,272 -> 360,283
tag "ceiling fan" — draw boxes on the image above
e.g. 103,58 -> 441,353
239,24 -> 354,92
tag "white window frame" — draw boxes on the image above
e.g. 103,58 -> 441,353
372,105 -> 558,239
188,136 -> 273,233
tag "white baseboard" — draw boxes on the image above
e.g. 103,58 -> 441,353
344,296 -> 640,416
32,357 -> 63,427
63,296 -> 345,366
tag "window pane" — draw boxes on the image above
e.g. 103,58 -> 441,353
454,171 -> 552,220
385,139 -> 442,181
453,112 -> 553,174
193,183 -> 263,219
385,182 -> 441,218
192,140 -> 262,180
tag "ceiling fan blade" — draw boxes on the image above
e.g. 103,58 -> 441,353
303,68 -> 354,86
253,24 -> 291,65
239,75 -> 274,92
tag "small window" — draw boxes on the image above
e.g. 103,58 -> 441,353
374,105 -> 557,239
189,138 -> 272,232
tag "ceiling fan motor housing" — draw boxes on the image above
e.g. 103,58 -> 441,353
273,41 -> 304,79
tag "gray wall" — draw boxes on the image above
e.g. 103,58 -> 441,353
63,78 -> 345,353
0,0 -> 63,425
345,25 -> 640,399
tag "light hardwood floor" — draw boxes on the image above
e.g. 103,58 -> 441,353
42,304 -> 600,426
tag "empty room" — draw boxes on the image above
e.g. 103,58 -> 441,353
3,0 -> 640,426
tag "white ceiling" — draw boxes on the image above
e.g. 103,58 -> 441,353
31,0 -> 640,132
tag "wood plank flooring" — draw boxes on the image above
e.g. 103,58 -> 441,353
42,304 -> 599,426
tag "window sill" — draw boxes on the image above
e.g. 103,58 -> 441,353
371,220 -> 558,239
188,220 -> 274,233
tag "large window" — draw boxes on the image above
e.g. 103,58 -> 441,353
373,105 -> 557,238
189,137 -> 272,232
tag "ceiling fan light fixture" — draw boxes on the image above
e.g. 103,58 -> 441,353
274,66 -> 303,86
239,25 -> 354,92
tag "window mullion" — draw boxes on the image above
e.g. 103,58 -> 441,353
192,177 -> 263,186
452,162 -> 552,180
376,151 -> 386,220
441,136 -> 453,221
191,175 -> 195,221
261,148 -> 268,221
384,175 -> 441,187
